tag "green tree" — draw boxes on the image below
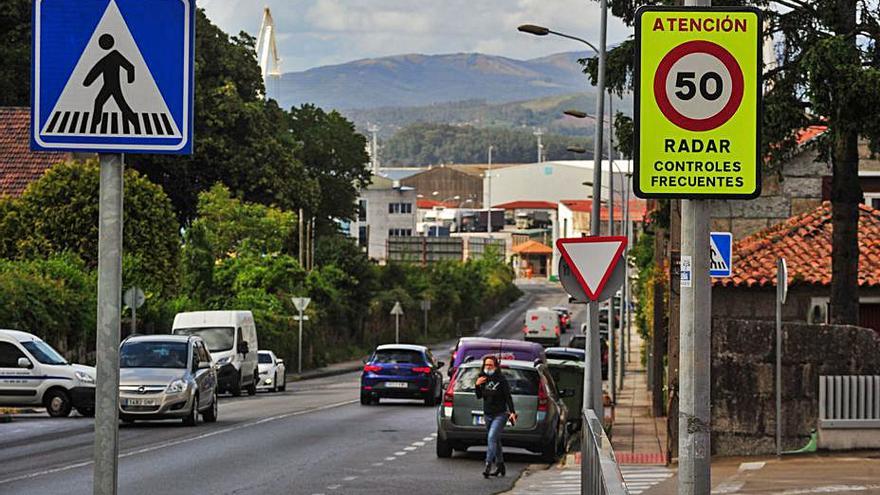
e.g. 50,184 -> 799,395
288,105 -> 371,226
585,1 -> 880,324
0,0 -> 29,106
127,10 -> 320,222
0,160 -> 180,295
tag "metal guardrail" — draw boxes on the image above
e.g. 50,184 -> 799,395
583,410 -> 629,495
819,375 -> 880,428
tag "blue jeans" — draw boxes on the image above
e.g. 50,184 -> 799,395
485,413 -> 507,464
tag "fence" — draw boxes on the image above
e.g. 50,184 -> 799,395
819,375 -> 880,428
583,409 -> 629,495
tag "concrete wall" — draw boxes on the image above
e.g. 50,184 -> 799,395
401,166 -> 483,207
711,318 -> 880,456
710,149 -> 830,239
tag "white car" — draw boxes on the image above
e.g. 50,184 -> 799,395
0,329 -> 96,417
257,350 -> 286,392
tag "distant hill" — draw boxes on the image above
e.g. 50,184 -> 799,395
273,51 -> 594,111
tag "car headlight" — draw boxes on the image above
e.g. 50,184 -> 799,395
166,379 -> 187,394
215,357 -> 231,365
75,370 -> 95,385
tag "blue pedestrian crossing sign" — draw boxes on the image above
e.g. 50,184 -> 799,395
31,0 -> 194,154
710,232 -> 733,277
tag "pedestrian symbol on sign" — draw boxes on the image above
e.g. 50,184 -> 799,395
84,33 -> 138,133
709,232 -> 733,277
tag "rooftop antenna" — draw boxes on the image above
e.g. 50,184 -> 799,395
256,7 -> 282,100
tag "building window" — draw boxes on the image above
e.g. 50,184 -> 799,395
388,202 -> 413,214
358,226 -> 368,249
865,193 -> 880,210
388,228 -> 412,237
358,199 -> 367,221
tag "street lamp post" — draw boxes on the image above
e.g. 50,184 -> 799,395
519,9 -> 609,446
487,145 -> 494,234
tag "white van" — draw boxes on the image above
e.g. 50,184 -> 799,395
0,329 -> 96,417
172,311 -> 259,396
523,307 -> 561,347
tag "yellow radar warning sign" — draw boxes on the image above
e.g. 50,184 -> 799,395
634,7 -> 762,199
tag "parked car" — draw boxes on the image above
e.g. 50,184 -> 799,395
118,334 -> 218,425
0,329 -> 96,417
448,337 -> 546,378
523,307 -> 561,347
567,332 -> 608,380
544,347 -> 585,362
172,310 -> 259,397
552,306 -> 573,331
546,358 -> 585,430
361,344 -> 444,406
257,350 -> 286,392
436,359 -> 570,462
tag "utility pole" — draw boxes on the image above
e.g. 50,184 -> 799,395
298,208 -> 304,266
487,145 -> 494,234
368,124 -> 380,176
533,129 -> 544,163
619,178 -> 630,391
93,153 -> 123,495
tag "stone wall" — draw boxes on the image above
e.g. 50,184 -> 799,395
710,149 -> 830,239
711,318 -> 880,456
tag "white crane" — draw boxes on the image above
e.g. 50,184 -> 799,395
256,7 -> 281,100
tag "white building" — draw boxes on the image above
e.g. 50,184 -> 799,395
351,175 -> 417,262
484,160 -> 634,207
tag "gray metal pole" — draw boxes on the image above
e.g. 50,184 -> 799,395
487,145 -> 493,234
395,314 -> 400,344
679,198 -> 712,495
424,307 -> 429,339
93,153 -> 124,495
131,302 -> 136,336
298,310 -> 303,374
619,181 -> 629,391
776,259 -> 783,457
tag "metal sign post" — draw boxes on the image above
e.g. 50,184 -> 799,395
420,300 -> 431,339
292,297 -> 311,374
391,302 -> 404,343
635,3 -> 761,493
776,257 -> 788,457
123,286 -> 145,335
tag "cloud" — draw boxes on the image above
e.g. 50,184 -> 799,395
200,0 -> 632,72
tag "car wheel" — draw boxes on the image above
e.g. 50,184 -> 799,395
44,389 -> 72,418
271,373 -> 278,393
75,407 -> 95,417
424,393 -> 437,407
247,371 -> 258,396
183,395 -> 199,426
360,392 -> 371,405
436,435 -> 453,458
230,371 -> 242,397
278,374 -> 286,392
202,391 -> 218,423
541,433 -> 559,463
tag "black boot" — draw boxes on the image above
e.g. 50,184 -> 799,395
491,463 -> 506,477
482,462 -> 493,478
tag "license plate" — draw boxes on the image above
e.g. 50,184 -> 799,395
124,398 -> 156,406
385,382 -> 408,389
529,330 -> 539,334
473,414 -> 485,426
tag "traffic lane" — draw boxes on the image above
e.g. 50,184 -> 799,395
0,375 -> 360,485
1,398 -> 542,495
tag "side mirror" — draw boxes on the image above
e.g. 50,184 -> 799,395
436,361 -> 445,368
237,341 -> 249,355
198,360 -> 211,370
276,359 -> 284,365
17,357 -> 32,369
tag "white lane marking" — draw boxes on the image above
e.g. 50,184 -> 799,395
371,462 -> 384,467
713,481 -> 745,494
764,485 -> 880,495
739,461 -> 765,471
384,457 -> 396,461
326,484 -> 341,490
403,446 -> 417,451
431,433 -> 437,437
0,398 -> 359,486
394,451 -> 407,456
422,437 -> 434,442
412,441 -> 425,446
343,476 -> 358,481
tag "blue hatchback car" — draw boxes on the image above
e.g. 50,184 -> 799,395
360,344 -> 445,407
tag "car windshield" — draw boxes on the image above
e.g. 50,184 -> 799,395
372,349 -> 424,364
454,367 -> 539,395
21,340 -> 67,365
568,337 -> 586,349
174,327 -> 234,353
258,353 -> 273,364
546,350 -> 584,362
120,341 -> 189,369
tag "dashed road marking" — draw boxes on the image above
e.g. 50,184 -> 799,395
371,462 -> 384,467
423,437 -> 434,442
343,476 -> 358,481
403,446 -> 417,451
412,441 -> 426,446
384,457 -> 396,461
394,451 -> 407,456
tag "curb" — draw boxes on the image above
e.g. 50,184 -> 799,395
287,363 -> 364,382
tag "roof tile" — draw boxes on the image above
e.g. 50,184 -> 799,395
0,107 -> 71,198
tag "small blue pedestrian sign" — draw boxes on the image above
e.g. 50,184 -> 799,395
31,0 -> 194,154
710,232 -> 733,278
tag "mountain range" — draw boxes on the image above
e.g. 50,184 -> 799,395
271,51 -> 595,111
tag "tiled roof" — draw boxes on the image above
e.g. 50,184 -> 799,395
493,200 -> 558,210
417,199 -> 455,209
0,107 -> 70,198
715,202 -> 880,288
512,239 -> 553,255
560,199 -> 648,222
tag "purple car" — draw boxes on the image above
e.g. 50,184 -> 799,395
360,344 -> 445,406
447,337 -> 546,378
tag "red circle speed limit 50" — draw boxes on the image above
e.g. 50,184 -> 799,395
653,40 -> 744,132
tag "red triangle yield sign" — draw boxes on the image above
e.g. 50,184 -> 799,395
556,236 -> 627,301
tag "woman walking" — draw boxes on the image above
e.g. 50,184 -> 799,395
475,355 -> 517,478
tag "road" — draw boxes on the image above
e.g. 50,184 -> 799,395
0,282 -> 583,495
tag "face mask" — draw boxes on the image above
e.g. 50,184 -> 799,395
484,368 -> 495,376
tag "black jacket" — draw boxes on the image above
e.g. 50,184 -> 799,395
475,372 -> 516,416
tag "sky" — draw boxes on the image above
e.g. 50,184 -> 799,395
199,0 -> 632,73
